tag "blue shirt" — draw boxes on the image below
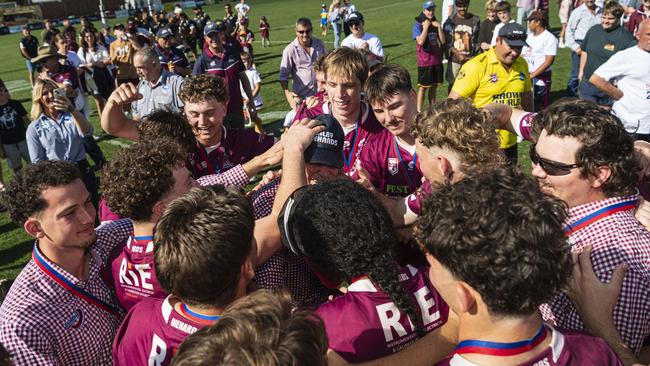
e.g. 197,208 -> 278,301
26,112 -> 88,163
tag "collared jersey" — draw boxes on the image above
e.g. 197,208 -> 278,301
452,47 -> 532,148
154,44 -> 190,72
193,41 -> 245,115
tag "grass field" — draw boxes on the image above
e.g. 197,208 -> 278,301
0,0 -> 570,279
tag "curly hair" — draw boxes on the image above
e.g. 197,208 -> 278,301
1,161 -> 80,225
171,289 -> 328,366
364,64 -> 412,107
414,166 -> 571,317
154,185 -> 254,307
101,140 -> 186,222
413,98 -> 505,174
178,74 -> 229,104
322,47 -> 369,87
531,98 -> 639,197
138,110 -> 196,153
286,179 -> 424,336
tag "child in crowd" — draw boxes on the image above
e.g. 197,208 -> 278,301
320,3 -> 329,36
491,1 -> 515,45
0,80 -> 31,177
259,16 -> 270,47
239,52 -> 265,132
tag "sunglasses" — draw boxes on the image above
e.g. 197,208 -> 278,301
349,22 -> 362,28
296,29 -> 312,34
529,144 -> 579,176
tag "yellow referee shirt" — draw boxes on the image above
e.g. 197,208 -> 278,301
452,47 -> 532,148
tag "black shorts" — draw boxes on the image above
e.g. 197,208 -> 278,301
417,64 -> 444,87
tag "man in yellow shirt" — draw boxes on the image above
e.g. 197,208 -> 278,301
449,22 -> 533,164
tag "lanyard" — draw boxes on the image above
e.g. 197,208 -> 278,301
393,137 -> 418,192
133,235 -> 154,241
455,324 -> 547,356
195,139 -> 224,175
563,199 -> 637,237
32,242 -> 121,317
330,103 -> 363,171
178,303 -> 221,325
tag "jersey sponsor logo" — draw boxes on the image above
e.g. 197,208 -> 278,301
492,91 -> 522,106
149,333 -> 168,366
386,184 -> 409,195
388,158 -> 399,175
118,259 -> 154,292
63,309 -> 84,329
533,359 -> 550,366
490,73 -> 498,83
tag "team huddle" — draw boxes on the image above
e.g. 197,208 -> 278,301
0,1 -> 650,365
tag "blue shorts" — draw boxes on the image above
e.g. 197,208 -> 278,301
321,19 -> 327,27
25,59 -> 34,73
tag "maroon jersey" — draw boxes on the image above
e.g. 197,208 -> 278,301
359,129 -> 422,197
112,296 -> 212,366
294,100 -> 384,176
436,326 -> 623,366
187,126 -> 274,178
515,112 -> 535,142
406,179 -> 433,216
108,235 -> 166,312
316,265 -> 449,363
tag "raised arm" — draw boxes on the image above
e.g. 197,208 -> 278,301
101,83 -> 142,141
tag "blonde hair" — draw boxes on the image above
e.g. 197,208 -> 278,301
322,47 -> 369,86
485,0 -> 498,11
31,79 -> 60,120
413,98 -> 505,174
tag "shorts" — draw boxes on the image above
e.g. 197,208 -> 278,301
25,59 -> 34,73
417,64 -> 444,87
2,140 -> 30,170
321,19 -> 328,27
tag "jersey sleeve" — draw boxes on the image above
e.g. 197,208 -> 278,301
513,112 -> 536,141
358,135 -> 381,187
451,60 -> 482,98
412,21 -> 423,40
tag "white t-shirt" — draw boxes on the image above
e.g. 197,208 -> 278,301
235,3 -> 250,18
77,45 -> 110,66
522,29 -> 558,75
240,67 -> 264,108
441,0 -> 455,28
491,20 -> 515,46
594,45 -> 650,134
341,32 -> 384,58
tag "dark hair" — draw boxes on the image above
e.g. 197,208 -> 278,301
531,98 -> 639,197
101,140 -> 186,222
495,1 -> 511,12
80,28 -> 98,53
415,166 -> 571,317
296,17 -> 312,28
171,289 -> 328,366
138,110 -> 196,153
179,74 -> 229,104
154,185 -> 254,307
364,64 -> 412,106
0,342 -> 12,366
1,161 -> 80,225
287,179 -> 424,335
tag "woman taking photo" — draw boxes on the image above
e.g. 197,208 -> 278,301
77,29 -> 113,116
26,79 -> 98,205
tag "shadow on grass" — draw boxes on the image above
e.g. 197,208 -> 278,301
255,53 -> 282,62
0,238 -> 32,269
383,43 -> 403,49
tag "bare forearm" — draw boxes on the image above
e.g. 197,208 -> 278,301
590,74 -> 623,100
101,99 -> 139,141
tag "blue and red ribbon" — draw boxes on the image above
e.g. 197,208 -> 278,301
563,199 -> 637,237
455,324 -> 547,356
393,137 -> 418,193
178,303 -> 221,325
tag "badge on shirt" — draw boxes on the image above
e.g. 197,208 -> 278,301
603,43 -> 615,52
519,72 -> 525,81
490,73 -> 498,83
457,70 -> 466,80
388,158 -> 399,176
64,309 -> 84,330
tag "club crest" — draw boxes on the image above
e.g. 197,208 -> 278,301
490,73 -> 498,83
388,158 -> 399,176
64,309 -> 84,330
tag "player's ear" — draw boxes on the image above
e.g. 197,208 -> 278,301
455,281 -> 477,315
437,155 -> 454,182
24,218 -> 45,239
589,165 -> 611,190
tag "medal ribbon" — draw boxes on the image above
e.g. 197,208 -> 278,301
330,103 -> 363,171
393,138 -> 418,192
455,324 -> 547,356
563,199 -> 637,237
32,242 -> 121,317
178,303 -> 221,325
195,137 -> 224,175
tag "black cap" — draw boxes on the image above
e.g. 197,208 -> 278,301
113,23 -> 125,30
303,114 -> 344,169
497,23 -> 529,47
203,21 -> 226,36
347,11 -> 364,23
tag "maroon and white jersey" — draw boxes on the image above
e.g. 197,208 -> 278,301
405,180 -> 433,216
112,296 -> 211,366
514,112 -> 535,142
294,100 -> 384,176
436,326 -> 623,366
316,265 -> 449,363
358,129 -> 422,197
108,235 -> 166,312
187,126 -> 274,178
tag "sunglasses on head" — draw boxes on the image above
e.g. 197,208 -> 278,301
529,144 -> 579,176
296,29 -> 312,34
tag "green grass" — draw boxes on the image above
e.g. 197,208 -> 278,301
0,0 -> 563,279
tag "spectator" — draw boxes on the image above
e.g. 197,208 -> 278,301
341,0 -> 357,37
413,1 -> 445,112
590,19 -> 650,141
63,25 -> 78,53
578,1 -> 636,107
177,12 -> 199,57
558,0 -> 574,47
0,80 -> 31,174
77,29 -> 113,116
565,0 -> 602,96
491,1 -> 515,46
0,161 -> 132,365
259,15 -> 270,48
522,10 -> 558,110
320,3 -> 329,36
19,25 -> 39,86
441,0 -> 455,28
153,28 -> 191,77
40,19 -> 60,45
132,47 -> 185,119
450,23 -> 534,164
627,0 -> 650,34
478,0 -> 500,51
235,0 -> 251,21
517,0 -> 535,26
109,23 -> 141,87
443,0 -> 481,91
193,5 -> 211,36
341,11 -> 384,61
194,21 -> 259,129
26,79 -> 97,203
239,52 -> 264,117
329,0 -> 343,48
224,3 -> 238,37
279,18 -> 327,110
237,19 -> 255,58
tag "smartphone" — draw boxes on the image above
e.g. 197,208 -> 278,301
53,87 -> 66,100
